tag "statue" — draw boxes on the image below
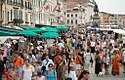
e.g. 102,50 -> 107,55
94,2 -> 99,15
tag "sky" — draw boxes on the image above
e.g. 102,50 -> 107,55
95,0 -> 125,14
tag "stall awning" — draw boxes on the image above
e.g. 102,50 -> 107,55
0,25 -> 21,33
19,25 -> 33,30
0,31 -> 17,36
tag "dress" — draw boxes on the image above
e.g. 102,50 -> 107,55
95,57 -> 102,75
111,54 -> 120,75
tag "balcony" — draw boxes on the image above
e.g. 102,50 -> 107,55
25,6 -> 32,10
7,1 -> 24,8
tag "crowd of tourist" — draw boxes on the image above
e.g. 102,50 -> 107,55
0,27 -> 125,80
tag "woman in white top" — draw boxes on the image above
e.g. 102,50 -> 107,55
37,72 -> 46,80
84,49 -> 93,73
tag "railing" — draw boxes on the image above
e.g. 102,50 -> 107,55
7,1 -> 24,8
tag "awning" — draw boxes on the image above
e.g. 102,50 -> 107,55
18,30 -> 38,36
0,31 -> 17,36
55,25 -> 69,30
0,25 -> 21,33
19,25 -> 33,30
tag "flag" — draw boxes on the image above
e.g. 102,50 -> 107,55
43,0 -> 47,6
53,5 -> 58,12
42,0 -> 48,9
45,5 -> 49,10
53,0 -> 61,12
56,6 -> 61,12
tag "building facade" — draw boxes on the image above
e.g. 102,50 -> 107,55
64,0 -> 95,27
100,12 -> 125,26
2,0 -> 32,25
1,0 -> 65,26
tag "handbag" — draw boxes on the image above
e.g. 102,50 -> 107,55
42,61 -> 49,71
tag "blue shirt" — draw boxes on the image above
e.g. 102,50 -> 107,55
44,70 -> 57,80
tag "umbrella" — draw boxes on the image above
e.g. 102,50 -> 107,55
55,25 -> 68,30
41,26 -> 58,32
39,32 -> 58,38
28,28 -> 42,33
18,30 -> 38,36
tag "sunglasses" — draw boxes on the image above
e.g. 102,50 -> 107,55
48,65 -> 53,68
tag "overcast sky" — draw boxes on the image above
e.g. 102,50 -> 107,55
95,0 -> 125,14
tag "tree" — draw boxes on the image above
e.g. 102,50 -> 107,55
0,0 -> 6,20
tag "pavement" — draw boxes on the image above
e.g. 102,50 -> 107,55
89,58 -> 125,80
89,65 -> 125,80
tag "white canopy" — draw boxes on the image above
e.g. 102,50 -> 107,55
113,29 -> 125,35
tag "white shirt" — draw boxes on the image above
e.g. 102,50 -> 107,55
22,65 -> 35,80
102,41 -> 106,48
42,59 -> 54,70
91,42 -> 95,47
58,43 -> 64,49
104,54 -> 110,64
37,76 -> 46,80
84,52 -> 92,63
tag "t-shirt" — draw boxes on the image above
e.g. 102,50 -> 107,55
91,42 -> 95,47
13,56 -> 24,68
84,53 -> 92,63
37,76 -> 46,80
44,70 -> 57,80
22,65 -> 35,80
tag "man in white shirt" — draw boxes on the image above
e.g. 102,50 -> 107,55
57,41 -> 64,49
90,41 -> 95,54
22,59 -> 35,80
42,55 -> 54,70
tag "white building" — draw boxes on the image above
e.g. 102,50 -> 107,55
1,0 -> 65,26
35,0 -> 65,25
64,0 -> 95,28
2,0 -> 32,25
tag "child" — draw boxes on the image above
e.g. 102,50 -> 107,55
103,53 -> 110,75
34,62 -> 42,76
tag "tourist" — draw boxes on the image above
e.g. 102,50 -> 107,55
13,52 -> 24,78
78,70 -> 90,80
111,50 -> 121,76
21,59 -> 35,80
44,63 -> 57,80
